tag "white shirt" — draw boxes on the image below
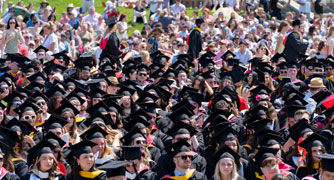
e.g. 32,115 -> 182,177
299,0 -> 311,13
149,0 -> 162,13
42,33 -> 59,54
83,13 -> 101,27
234,49 -> 253,65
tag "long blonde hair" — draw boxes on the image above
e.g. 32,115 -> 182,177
327,25 -> 334,38
43,21 -> 56,33
213,158 -> 239,180
32,154 -> 60,180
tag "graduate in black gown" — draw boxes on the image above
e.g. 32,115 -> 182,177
23,140 -> 66,180
67,140 -> 107,180
282,20 -> 308,62
0,141 -> 20,180
160,140 -> 207,180
187,18 -> 204,59
100,16 -> 122,60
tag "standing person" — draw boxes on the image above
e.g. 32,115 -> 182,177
146,27 -> 164,54
117,14 -> 132,41
326,25 -> 334,57
298,0 -> 312,21
269,0 -> 291,20
42,22 -> 59,54
81,0 -> 95,14
275,21 -> 290,54
1,17 -> 24,54
187,18 -> 204,59
313,0 -> 326,20
282,20 -> 308,62
100,16 -> 122,59
149,0 -> 163,17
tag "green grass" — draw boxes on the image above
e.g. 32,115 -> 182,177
3,0 -> 199,35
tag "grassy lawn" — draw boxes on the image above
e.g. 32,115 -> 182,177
3,0 -> 199,35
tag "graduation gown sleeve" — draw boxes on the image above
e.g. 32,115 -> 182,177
2,172 -> 20,180
13,159 -> 29,179
283,32 -> 308,61
187,29 -> 202,59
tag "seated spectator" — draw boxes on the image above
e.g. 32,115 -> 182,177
170,0 -> 185,17
83,7 -> 100,27
60,12 -> 70,24
68,13 -> 80,30
132,0 -> 147,25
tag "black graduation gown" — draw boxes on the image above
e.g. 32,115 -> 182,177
13,159 -> 29,179
161,170 -> 207,180
187,28 -> 202,59
156,153 -> 207,179
136,169 -> 158,180
67,171 -> 106,180
296,164 -> 319,179
1,172 -> 20,180
282,31 -> 308,62
100,32 -> 122,59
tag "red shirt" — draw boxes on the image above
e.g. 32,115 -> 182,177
18,45 -> 29,57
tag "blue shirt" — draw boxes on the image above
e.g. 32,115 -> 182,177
174,169 -> 190,176
68,19 -> 80,30
147,37 -> 159,54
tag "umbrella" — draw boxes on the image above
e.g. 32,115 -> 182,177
9,6 -> 31,18
212,7 -> 239,22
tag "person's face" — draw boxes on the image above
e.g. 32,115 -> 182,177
137,71 -> 147,82
261,161 -> 279,179
294,113 -> 309,123
320,169 -> 334,180
325,66 -> 333,77
9,19 -> 16,28
222,79 -> 232,88
177,72 -> 187,83
239,44 -> 246,51
147,112 -> 156,128
287,68 -> 297,78
219,158 -> 234,176
63,112 -> 75,130
133,137 -> 147,152
0,84 -> 9,97
36,99 -> 48,113
92,138 -> 105,156
110,112 -> 117,124
49,128 -> 63,138
314,67 -> 324,74
258,101 -> 268,108
269,144 -> 281,160
312,146 -> 324,162
193,80 -> 201,90
206,78 -> 215,87
39,153 -> 55,172
21,110 -> 37,126
121,96 -> 131,109
288,117 -> 298,127
264,74 -> 270,85
77,153 -> 94,171
173,134 -> 191,144
225,140 -> 238,152
92,98 -> 102,106
80,70 -> 91,80
99,82 -> 108,92
173,152 -> 193,170
43,27 -> 51,35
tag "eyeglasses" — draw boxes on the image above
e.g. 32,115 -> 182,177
176,155 -> 193,161
37,102 -> 46,106
23,115 -> 36,120
139,73 -> 147,76
326,68 -> 332,71
9,22 -> 15,24
260,48 -> 266,50
1,87 -> 8,90
13,102 -> 21,107
135,140 -> 147,145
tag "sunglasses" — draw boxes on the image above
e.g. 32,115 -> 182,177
1,87 -> 8,90
326,68 -> 333,71
23,115 -> 36,120
176,137 -> 190,142
135,140 -> 147,145
139,73 -> 147,76
176,155 -> 194,161
0,157 -> 3,161
37,102 -> 46,106
9,22 -> 15,24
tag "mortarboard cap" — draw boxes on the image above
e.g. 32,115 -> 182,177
42,114 -> 68,131
0,126 -> 20,147
71,140 -> 97,157
54,100 -> 80,115
254,147 -> 279,165
45,85 -> 66,98
14,100 -> 39,115
121,145 -> 145,160
98,161 -> 130,178
83,111 -> 114,127
166,121 -> 198,137
52,52 -> 71,66
121,127 -> 146,145
45,131 -> 66,147
299,133 -> 328,150
317,153 -> 334,172
80,124 -> 108,140
165,139 -> 192,157
4,118 -> 37,136
33,45 -> 48,53
221,50 -> 235,61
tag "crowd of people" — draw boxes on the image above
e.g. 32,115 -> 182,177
0,0 -> 334,180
